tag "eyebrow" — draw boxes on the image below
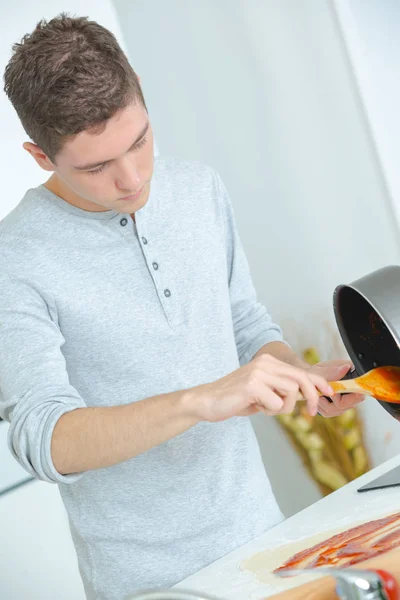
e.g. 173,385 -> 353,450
73,122 -> 150,171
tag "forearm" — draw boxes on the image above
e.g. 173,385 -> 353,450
51,390 -> 200,475
253,341 -> 310,370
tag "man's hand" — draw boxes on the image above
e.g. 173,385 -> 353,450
193,354 -> 334,421
309,360 -> 365,417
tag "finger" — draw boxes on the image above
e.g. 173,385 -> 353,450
255,404 -> 277,417
283,370 -> 328,416
260,373 -> 299,395
316,405 -> 330,417
259,364 -> 330,415
248,370 -> 289,412
284,371 -> 326,416
254,385 -> 285,414
325,393 -> 342,408
333,364 -> 353,381
318,393 -> 364,416
314,359 -> 353,370
240,405 -> 261,417
266,361 -> 334,397
255,358 -> 332,416
327,393 -> 346,408
252,402 -> 270,415
308,372 -> 334,397
317,397 -> 342,417
331,393 -> 364,410
348,393 -> 364,404
259,374 -> 314,415
305,373 -> 336,417
246,372 -> 286,413
278,390 -> 299,415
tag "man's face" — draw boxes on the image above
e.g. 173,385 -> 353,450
48,101 -> 154,214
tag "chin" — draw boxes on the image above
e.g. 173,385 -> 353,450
119,194 -> 149,214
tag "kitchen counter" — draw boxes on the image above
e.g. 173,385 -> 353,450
175,453 -> 400,600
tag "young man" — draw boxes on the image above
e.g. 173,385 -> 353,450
1,14 -> 363,600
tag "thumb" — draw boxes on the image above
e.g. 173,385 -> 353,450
333,363 -> 352,379
315,363 -> 352,380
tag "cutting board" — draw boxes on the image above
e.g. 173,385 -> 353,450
266,546 -> 400,600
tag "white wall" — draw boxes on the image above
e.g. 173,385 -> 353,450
112,0 -> 400,515
333,0 -> 400,227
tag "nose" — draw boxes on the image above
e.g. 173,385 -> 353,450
115,157 -> 141,193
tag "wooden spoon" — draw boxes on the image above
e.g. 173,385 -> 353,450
300,366 -> 400,404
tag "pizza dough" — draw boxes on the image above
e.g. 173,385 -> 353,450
241,510 -> 400,592
241,527 -> 343,591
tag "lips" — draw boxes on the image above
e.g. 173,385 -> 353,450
120,185 -> 143,201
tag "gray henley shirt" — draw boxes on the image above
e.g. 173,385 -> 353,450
0,157 -> 284,600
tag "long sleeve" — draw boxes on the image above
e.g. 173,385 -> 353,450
0,272 -> 86,484
214,172 -> 285,365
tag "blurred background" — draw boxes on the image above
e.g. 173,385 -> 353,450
0,1 -> 399,598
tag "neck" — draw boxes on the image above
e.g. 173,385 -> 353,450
44,174 -> 109,213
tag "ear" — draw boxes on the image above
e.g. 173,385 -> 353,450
23,142 -> 56,172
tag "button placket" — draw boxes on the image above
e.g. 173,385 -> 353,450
137,229 -> 162,283
135,224 -> 176,325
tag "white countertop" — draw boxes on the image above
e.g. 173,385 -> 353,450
175,453 -> 400,600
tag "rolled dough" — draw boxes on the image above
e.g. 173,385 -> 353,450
241,510 -> 396,593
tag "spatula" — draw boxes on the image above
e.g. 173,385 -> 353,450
299,365 -> 400,404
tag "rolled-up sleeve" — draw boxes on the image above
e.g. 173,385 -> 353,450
0,272 -> 86,484
214,173 -> 285,365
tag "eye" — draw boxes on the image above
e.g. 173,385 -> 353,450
132,136 -> 147,152
87,163 -> 106,175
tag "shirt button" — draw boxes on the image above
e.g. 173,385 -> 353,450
152,262 -> 159,271
164,289 -> 171,298
120,218 -> 128,226
141,237 -> 148,245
